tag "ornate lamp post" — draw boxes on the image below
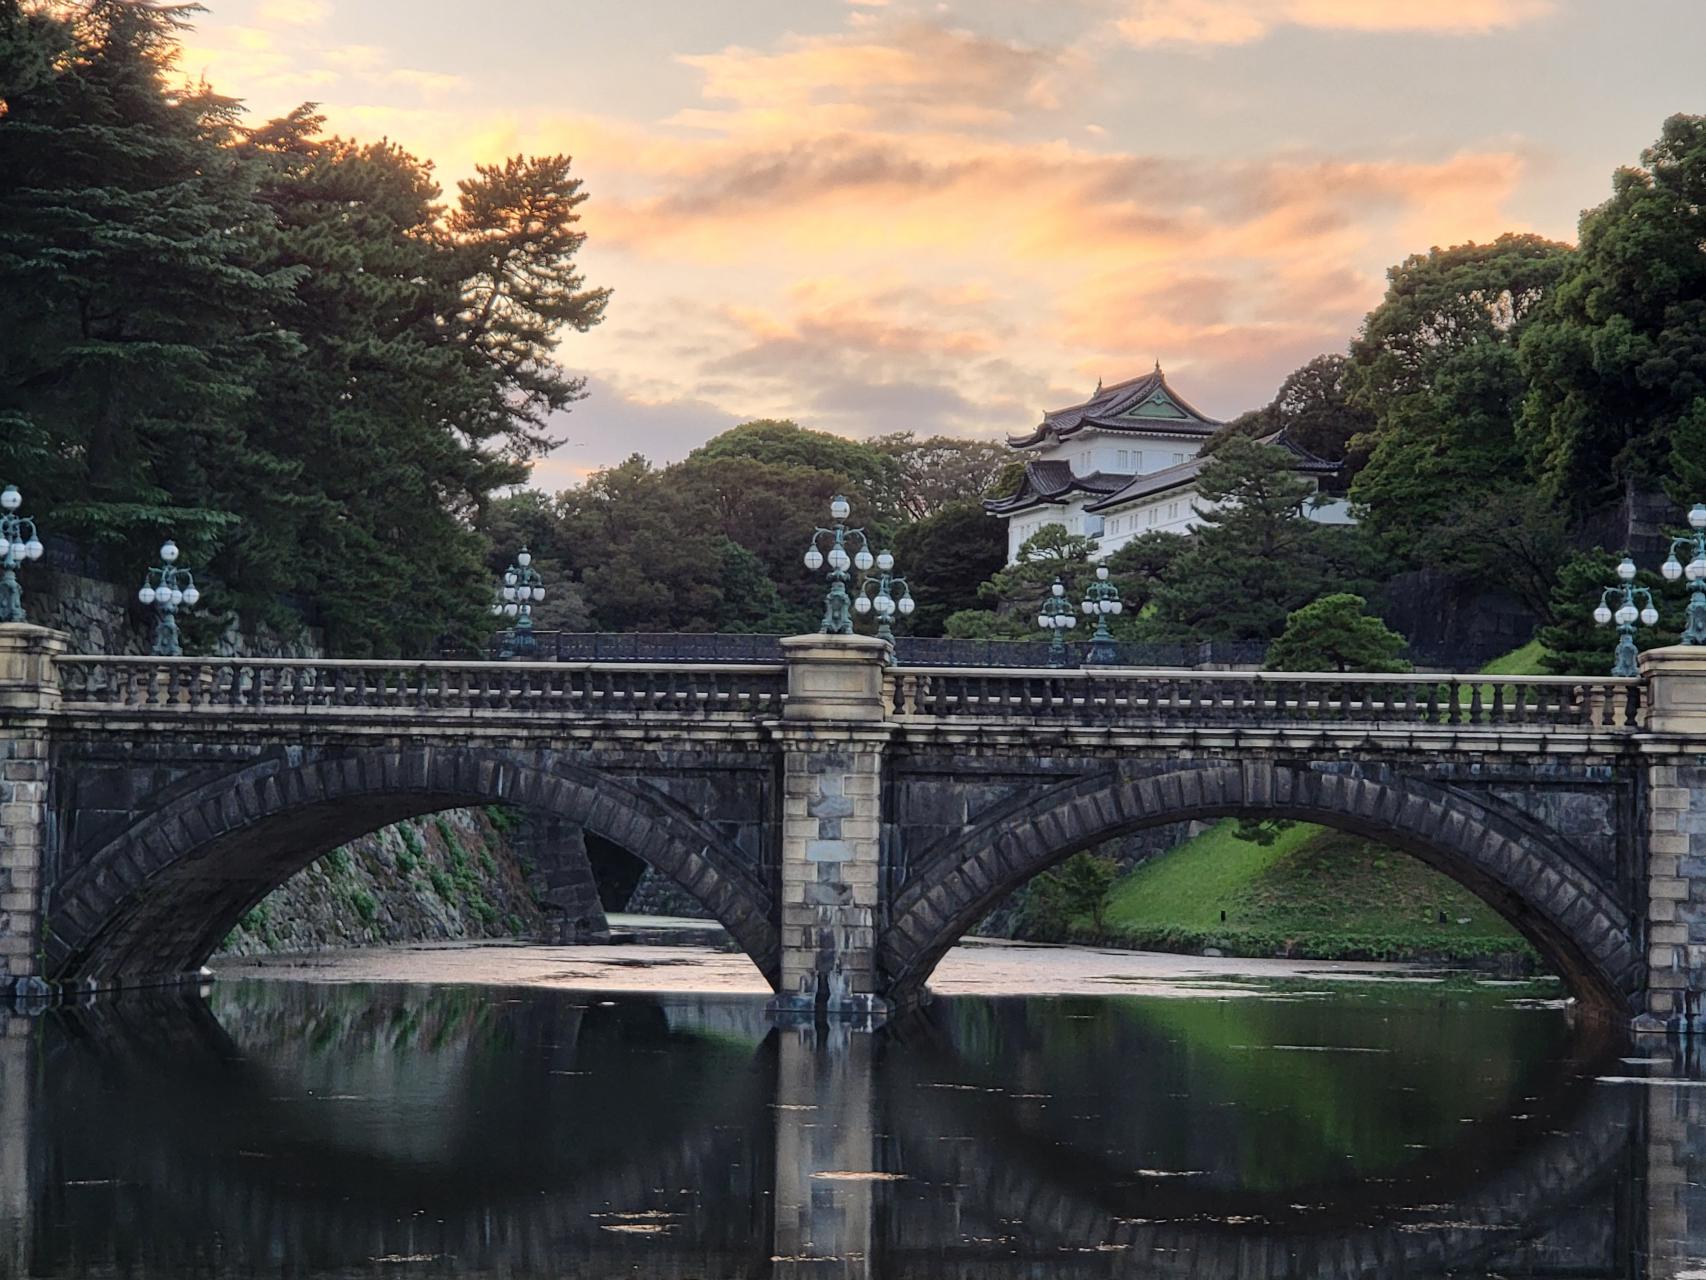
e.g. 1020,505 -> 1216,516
1079,565 -> 1124,665
802,495 -> 873,635
0,485 -> 45,623
1661,502 -> 1706,644
852,549 -> 914,649
493,547 -> 545,658
1036,575 -> 1077,668
1593,556 -> 1659,677
136,540 -> 200,656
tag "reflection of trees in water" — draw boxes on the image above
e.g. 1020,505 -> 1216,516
3,983 -> 1660,1279
910,990 -> 1583,1195
888,1011 -> 1636,1277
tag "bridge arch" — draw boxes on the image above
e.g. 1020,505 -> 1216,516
45,746 -> 779,988
880,759 -> 1640,1015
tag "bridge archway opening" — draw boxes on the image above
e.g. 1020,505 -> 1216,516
46,748 -> 779,991
881,762 -> 1638,1019
960,817 -> 1540,975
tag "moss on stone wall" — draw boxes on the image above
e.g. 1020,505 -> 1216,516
217,807 -> 544,956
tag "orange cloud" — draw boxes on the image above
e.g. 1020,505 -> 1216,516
180,3 -> 1551,460
1115,0 -> 1554,47
675,21 -> 1072,132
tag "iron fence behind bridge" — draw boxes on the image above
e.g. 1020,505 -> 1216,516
477,631 -> 1269,669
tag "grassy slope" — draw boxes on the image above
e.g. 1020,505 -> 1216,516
1095,821 -> 1532,963
1059,638 -> 1548,965
1477,638 -> 1547,676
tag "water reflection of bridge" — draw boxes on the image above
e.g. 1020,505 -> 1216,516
1,988 -> 1700,1279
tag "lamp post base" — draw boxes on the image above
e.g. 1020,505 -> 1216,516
1684,593 -> 1706,646
1086,637 -> 1119,666
0,571 -> 21,625
1613,630 -> 1640,678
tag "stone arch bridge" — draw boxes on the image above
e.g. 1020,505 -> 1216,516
4,624 -> 1706,1031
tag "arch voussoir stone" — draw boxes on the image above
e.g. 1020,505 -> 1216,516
48,746 -> 779,991
879,759 -> 1636,1017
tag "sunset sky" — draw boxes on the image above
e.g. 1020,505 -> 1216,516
182,0 -> 1705,490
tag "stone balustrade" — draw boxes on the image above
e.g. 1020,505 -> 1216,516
54,655 -> 789,720
886,667 -> 1644,731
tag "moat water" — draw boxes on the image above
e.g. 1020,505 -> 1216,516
2,941 -> 1704,1278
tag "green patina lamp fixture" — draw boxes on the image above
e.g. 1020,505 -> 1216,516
493,547 -> 545,659
853,548 -> 914,655
0,485 -> 45,624
1079,565 -> 1124,665
1037,575 -> 1077,668
137,539 -> 201,656
1660,503 -> 1706,644
803,495 -> 873,635
1593,556 -> 1658,677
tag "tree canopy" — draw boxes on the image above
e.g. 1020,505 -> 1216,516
1264,594 -> 1411,673
0,2 -> 606,654
1345,234 -> 1572,564
1149,439 -> 1372,643
1519,114 -> 1706,513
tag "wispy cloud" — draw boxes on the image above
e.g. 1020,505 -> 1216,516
184,0 -> 1569,473
1113,0 -> 1555,48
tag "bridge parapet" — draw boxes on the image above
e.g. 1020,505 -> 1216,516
54,654 -> 788,723
885,666 -> 1644,734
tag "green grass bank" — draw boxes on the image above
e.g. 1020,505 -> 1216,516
1078,820 -> 1535,966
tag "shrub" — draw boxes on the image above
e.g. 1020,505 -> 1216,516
400,823 -> 425,859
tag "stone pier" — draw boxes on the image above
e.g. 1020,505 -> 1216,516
768,634 -> 891,1023
0,626 -> 62,999
1640,648 -> 1706,1032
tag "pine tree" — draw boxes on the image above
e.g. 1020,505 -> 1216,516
0,0 -> 297,571
1265,594 -> 1411,673
1152,439 -> 1372,642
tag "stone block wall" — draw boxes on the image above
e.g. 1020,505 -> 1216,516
29,567 -> 322,658
1643,761 -> 1706,1029
505,811 -> 609,941
775,730 -> 887,1018
0,731 -> 49,992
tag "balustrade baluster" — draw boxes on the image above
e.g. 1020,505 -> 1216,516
1490,683 -> 1506,725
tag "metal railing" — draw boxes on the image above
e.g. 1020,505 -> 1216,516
479,631 -> 1270,669
885,668 -> 1644,731
54,656 -> 789,720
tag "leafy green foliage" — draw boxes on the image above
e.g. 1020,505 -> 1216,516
1520,114 -> 1706,511
942,523 -> 1106,639
1150,440 -> 1372,642
691,419 -> 901,525
891,501 -> 1007,635
0,7 -> 605,654
1536,548 -> 1680,674
1021,852 -> 1118,935
1205,354 -> 1372,470
870,433 -> 1010,521
1265,593 -> 1411,673
1346,234 -> 1571,563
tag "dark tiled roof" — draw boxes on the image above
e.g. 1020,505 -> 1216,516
1084,431 -> 1337,513
1008,366 -> 1223,449
983,462 -> 1130,516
